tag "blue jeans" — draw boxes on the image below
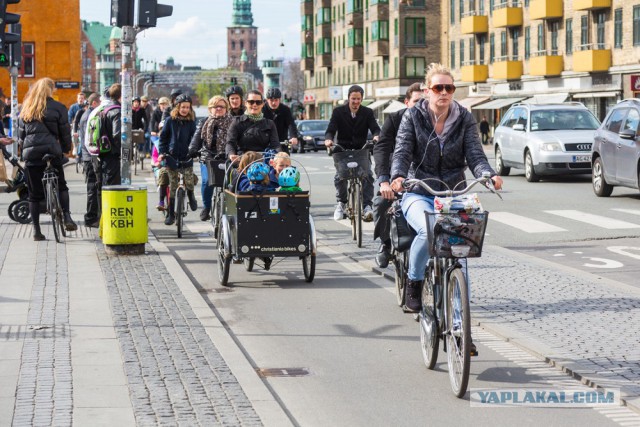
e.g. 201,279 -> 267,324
200,162 -> 213,209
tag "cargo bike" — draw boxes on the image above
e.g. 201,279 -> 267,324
212,159 -> 317,287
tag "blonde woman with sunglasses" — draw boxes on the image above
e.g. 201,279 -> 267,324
389,63 -> 503,328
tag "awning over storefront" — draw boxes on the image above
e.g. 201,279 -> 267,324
383,100 -> 406,114
457,97 -> 490,111
523,93 -> 568,104
472,97 -> 526,110
361,99 -> 375,106
366,99 -> 390,110
572,91 -> 619,99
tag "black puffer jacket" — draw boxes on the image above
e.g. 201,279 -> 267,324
18,97 -> 72,166
225,115 -> 280,157
159,115 -> 197,169
391,99 -> 495,196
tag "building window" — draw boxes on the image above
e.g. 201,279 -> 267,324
489,0 -> 493,16
372,20 -> 389,40
614,8 -> 623,49
347,0 -> 363,13
537,23 -> 544,52
405,57 -> 425,77
394,57 -> 398,77
19,43 -> 35,78
459,0 -> 464,20
479,0 -> 484,15
489,32 -> 495,63
469,37 -> 475,64
596,12 -> 605,49
301,43 -> 314,58
566,18 -> 573,55
550,21 -> 558,54
404,18 -> 425,45
450,41 -> 456,69
450,0 -> 455,24
383,58 -> 389,78
316,38 -> 332,54
524,26 -> 530,59
316,7 -> 331,24
460,39 -> 465,67
511,28 -> 520,58
500,31 -> 507,57
479,34 -> 486,64
348,28 -> 363,46
580,15 -> 588,47
635,6 -> 640,46
302,14 -> 313,31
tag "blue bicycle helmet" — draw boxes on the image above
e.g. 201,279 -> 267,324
246,162 -> 270,183
278,166 -> 300,187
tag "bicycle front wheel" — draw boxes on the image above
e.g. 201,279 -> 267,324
176,188 -> 185,238
446,267 -> 471,398
211,188 -> 222,242
355,181 -> 363,248
420,260 -> 439,369
349,181 -> 356,240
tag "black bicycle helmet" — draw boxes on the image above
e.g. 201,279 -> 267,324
132,96 -> 141,103
170,88 -> 183,98
225,85 -> 244,98
266,87 -> 282,99
175,94 -> 192,104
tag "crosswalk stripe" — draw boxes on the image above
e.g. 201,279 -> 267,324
612,208 -> 640,217
545,210 -> 640,229
488,212 -> 567,233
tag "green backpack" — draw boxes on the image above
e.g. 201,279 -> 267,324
85,104 -> 120,156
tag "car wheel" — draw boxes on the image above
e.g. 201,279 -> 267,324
495,146 -> 511,176
524,151 -> 540,182
592,157 -> 613,197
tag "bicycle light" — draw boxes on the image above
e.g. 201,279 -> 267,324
347,162 -> 359,168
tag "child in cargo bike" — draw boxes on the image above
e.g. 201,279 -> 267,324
158,94 -> 198,226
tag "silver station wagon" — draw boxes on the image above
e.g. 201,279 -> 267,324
494,102 -> 600,182
591,99 -> 640,197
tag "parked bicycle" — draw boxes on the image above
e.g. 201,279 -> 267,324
402,173 -> 500,398
329,142 -> 372,248
42,154 -> 66,243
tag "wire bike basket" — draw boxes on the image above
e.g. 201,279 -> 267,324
205,158 -> 227,188
333,149 -> 370,180
425,211 -> 489,258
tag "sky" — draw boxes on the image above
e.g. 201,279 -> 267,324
79,0 -> 301,70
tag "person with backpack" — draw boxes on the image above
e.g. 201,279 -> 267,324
78,93 -> 101,227
158,94 -> 198,226
18,77 -> 78,241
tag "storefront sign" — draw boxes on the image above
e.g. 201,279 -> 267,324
55,81 -> 80,89
303,93 -> 316,103
631,76 -> 640,92
328,86 -> 341,100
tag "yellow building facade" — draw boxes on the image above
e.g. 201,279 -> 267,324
0,0 -> 82,108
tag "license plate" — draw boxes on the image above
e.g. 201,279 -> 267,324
573,155 -> 591,163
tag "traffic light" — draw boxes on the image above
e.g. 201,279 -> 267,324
230,77 -> 237,85
0,0 -> 20,68
8,22 -> 20,67
110,0 -> 134,27
137,0 -> 173,28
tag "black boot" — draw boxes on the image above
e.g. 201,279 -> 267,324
59,190 -> 78,231
375,243 -> 391,268
187,190 -> 198,211
164,198 -> 176,225
405,280 -> 422,312
29,201 -> 45,241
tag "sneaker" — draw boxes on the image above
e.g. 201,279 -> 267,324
33,232 -> 46,241
362,205 -> 374,222
333,202 -> 346,221
188,191 -> 198,211
156,201 -> 166,211
85,219 -> 100,228
375,244 -> 391,269
164,212 -> 175,226
200,207 -> 211,221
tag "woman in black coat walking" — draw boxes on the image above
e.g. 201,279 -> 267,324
18,77 -> 77,241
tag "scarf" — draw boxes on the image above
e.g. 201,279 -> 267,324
245,112 -> 264,122
201,113 -> 233,153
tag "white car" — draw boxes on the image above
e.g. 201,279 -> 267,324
493,102 -> 601,182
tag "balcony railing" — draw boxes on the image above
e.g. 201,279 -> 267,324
575,42 -> 608,51
493,0 -> 522,9
531,49 -> 561,57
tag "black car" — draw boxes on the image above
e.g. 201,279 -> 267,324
295,120 -> 329,153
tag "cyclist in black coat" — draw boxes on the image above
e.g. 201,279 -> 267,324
225,90 -> 280,162
18,77 -> 77,241
262,88 -> 300,153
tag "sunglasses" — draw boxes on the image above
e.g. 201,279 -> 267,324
429,84 -> 456,94
212,105 -> 227,110
246,99 -> 264,105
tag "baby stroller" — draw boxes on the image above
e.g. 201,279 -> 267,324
1,145 -> 31,224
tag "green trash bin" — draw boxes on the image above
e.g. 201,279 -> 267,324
101,185 -> 148,253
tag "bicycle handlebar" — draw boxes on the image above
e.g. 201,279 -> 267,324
403,172 -> 502,199
328,141 -> 373,155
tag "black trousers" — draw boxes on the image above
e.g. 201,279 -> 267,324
25,162 -> 69,202
372,194 -> 392,247
84,160 -> 99,223
99,154 -> 121,186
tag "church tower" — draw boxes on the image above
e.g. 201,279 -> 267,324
227,0 -> 258,75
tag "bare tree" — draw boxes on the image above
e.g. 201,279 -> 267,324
282,59 -> 304,102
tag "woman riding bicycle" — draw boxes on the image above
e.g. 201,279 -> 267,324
189,95 -> 234,221
225,89 -> 280,163
390,63 -> 503,315
18,77 -> 78,241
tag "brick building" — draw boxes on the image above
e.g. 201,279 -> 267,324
0,0 -> 82,107
228,0 -> 260,79
301,0 -> 441,121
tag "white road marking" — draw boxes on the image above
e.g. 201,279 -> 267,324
488,212 -> 567,233
546,210 -> 640,229
612,208 -> 640,216
582,257 -> 624,269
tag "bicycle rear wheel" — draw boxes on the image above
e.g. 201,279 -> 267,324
420,260 -> 439,369
349,181 -> 356,240
46,182 -> 61,243
394,251 -> 408,307
133,144 -> 138,176
176,188 -> 185,238
355,181 -> 363,248
446,267 -> 471,398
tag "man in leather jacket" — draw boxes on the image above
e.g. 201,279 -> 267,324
262,88 -> 300,153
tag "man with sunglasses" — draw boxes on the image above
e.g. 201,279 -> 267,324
390,64 -> 503,337
325,85 -> 381,222
225,89 -> 280,163
372,82 -> 423,268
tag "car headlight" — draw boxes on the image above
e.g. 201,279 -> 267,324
540,142 -> 562,151
303,136 -> 313,141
